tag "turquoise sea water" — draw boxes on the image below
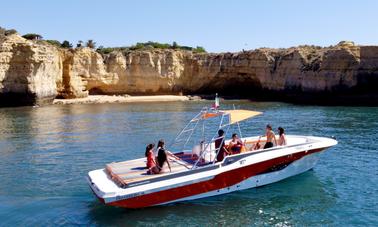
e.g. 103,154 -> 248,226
0,101 -> 377,226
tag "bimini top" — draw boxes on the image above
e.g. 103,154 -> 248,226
201,109 -> 262,125
222,110 -> 262,124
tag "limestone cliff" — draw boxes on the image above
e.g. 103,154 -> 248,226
0,34 -> 62,106
1,34 -> 378,106
58,48 -> 187,97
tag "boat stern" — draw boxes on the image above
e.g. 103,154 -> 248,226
87,169 -> 119,204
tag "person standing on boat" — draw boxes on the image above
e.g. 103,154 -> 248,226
155,139 -> 172,173
277,127 -> 287,146
215,129 -> 229,162
264,124 -> 277,149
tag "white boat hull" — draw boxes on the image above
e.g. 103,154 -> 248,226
88,135 -> 336,208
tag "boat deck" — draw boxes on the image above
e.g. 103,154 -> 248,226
105,139 -> 267,188
106,153 -> 195,187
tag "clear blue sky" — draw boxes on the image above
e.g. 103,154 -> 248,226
1,0 -> 378,52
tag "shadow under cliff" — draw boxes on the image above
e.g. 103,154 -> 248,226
190,71 -> 378,106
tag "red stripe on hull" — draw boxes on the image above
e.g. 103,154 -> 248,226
108,148 -> 325,208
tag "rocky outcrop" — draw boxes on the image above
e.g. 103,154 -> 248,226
56,48 -> 188,98
0,34 -> 62,106
1,34 -> 378,106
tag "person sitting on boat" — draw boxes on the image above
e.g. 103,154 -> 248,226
253,136 -> 262,150
228,133 -> 243,154
264,124 -> 277,149
145,143 -> 156,173
153,139 -> 172,174
215,129 -> 229,162
277,127 -> 287,146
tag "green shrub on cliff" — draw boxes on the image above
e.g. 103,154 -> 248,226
97,47 -> 118,54
0,27 -> 18,36
96,46 -> 130,55
130,41 -> 171,50
44,40 -> 73,49
127,41 -> 207,52
45,40 -> 61,47
4,29 -> 17,36
193,46 -> 206,53
95,41 -> 206,55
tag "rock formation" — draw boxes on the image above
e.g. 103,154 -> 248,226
1,33 -> 378,106
0,34 -> 62,106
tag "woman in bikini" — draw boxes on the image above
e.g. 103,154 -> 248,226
150,139 -> 171,174
277,127 -> 287,146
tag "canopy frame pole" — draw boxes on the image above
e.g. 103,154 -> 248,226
168,107 -> 207,150
202,116 -> 205,155
233,104 -> 243,138
182,117 -> 201,151
192,113 -> 221,169
192,111 -> 231,169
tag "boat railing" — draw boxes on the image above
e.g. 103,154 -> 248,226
169,107 -> 209,150
168,106 -> 262,169
165,106 -> 235,169
192,116 -> 232,169
193,105 -> 247,168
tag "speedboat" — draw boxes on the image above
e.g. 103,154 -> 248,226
87,103 -> 337,209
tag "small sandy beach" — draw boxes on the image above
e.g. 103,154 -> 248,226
53,95 -> 193,105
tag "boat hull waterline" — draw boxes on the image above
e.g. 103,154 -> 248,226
87,136 -> 337,208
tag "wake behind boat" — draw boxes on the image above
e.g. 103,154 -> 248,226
87,100 -> 337,208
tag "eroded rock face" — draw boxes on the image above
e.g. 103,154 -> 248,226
0,34 -> 377,106
0,34 -> 62,106
72,44 -> 370,97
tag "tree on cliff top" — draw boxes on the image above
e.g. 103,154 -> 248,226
61,40 -> 73,48
22,33 -> 43,40
86,40 -> 96,49
76,40 -> 83,48
172,41 -> 178,49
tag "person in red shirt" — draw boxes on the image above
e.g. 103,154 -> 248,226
228,133 -> 243,154
145,143 -> 156,172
